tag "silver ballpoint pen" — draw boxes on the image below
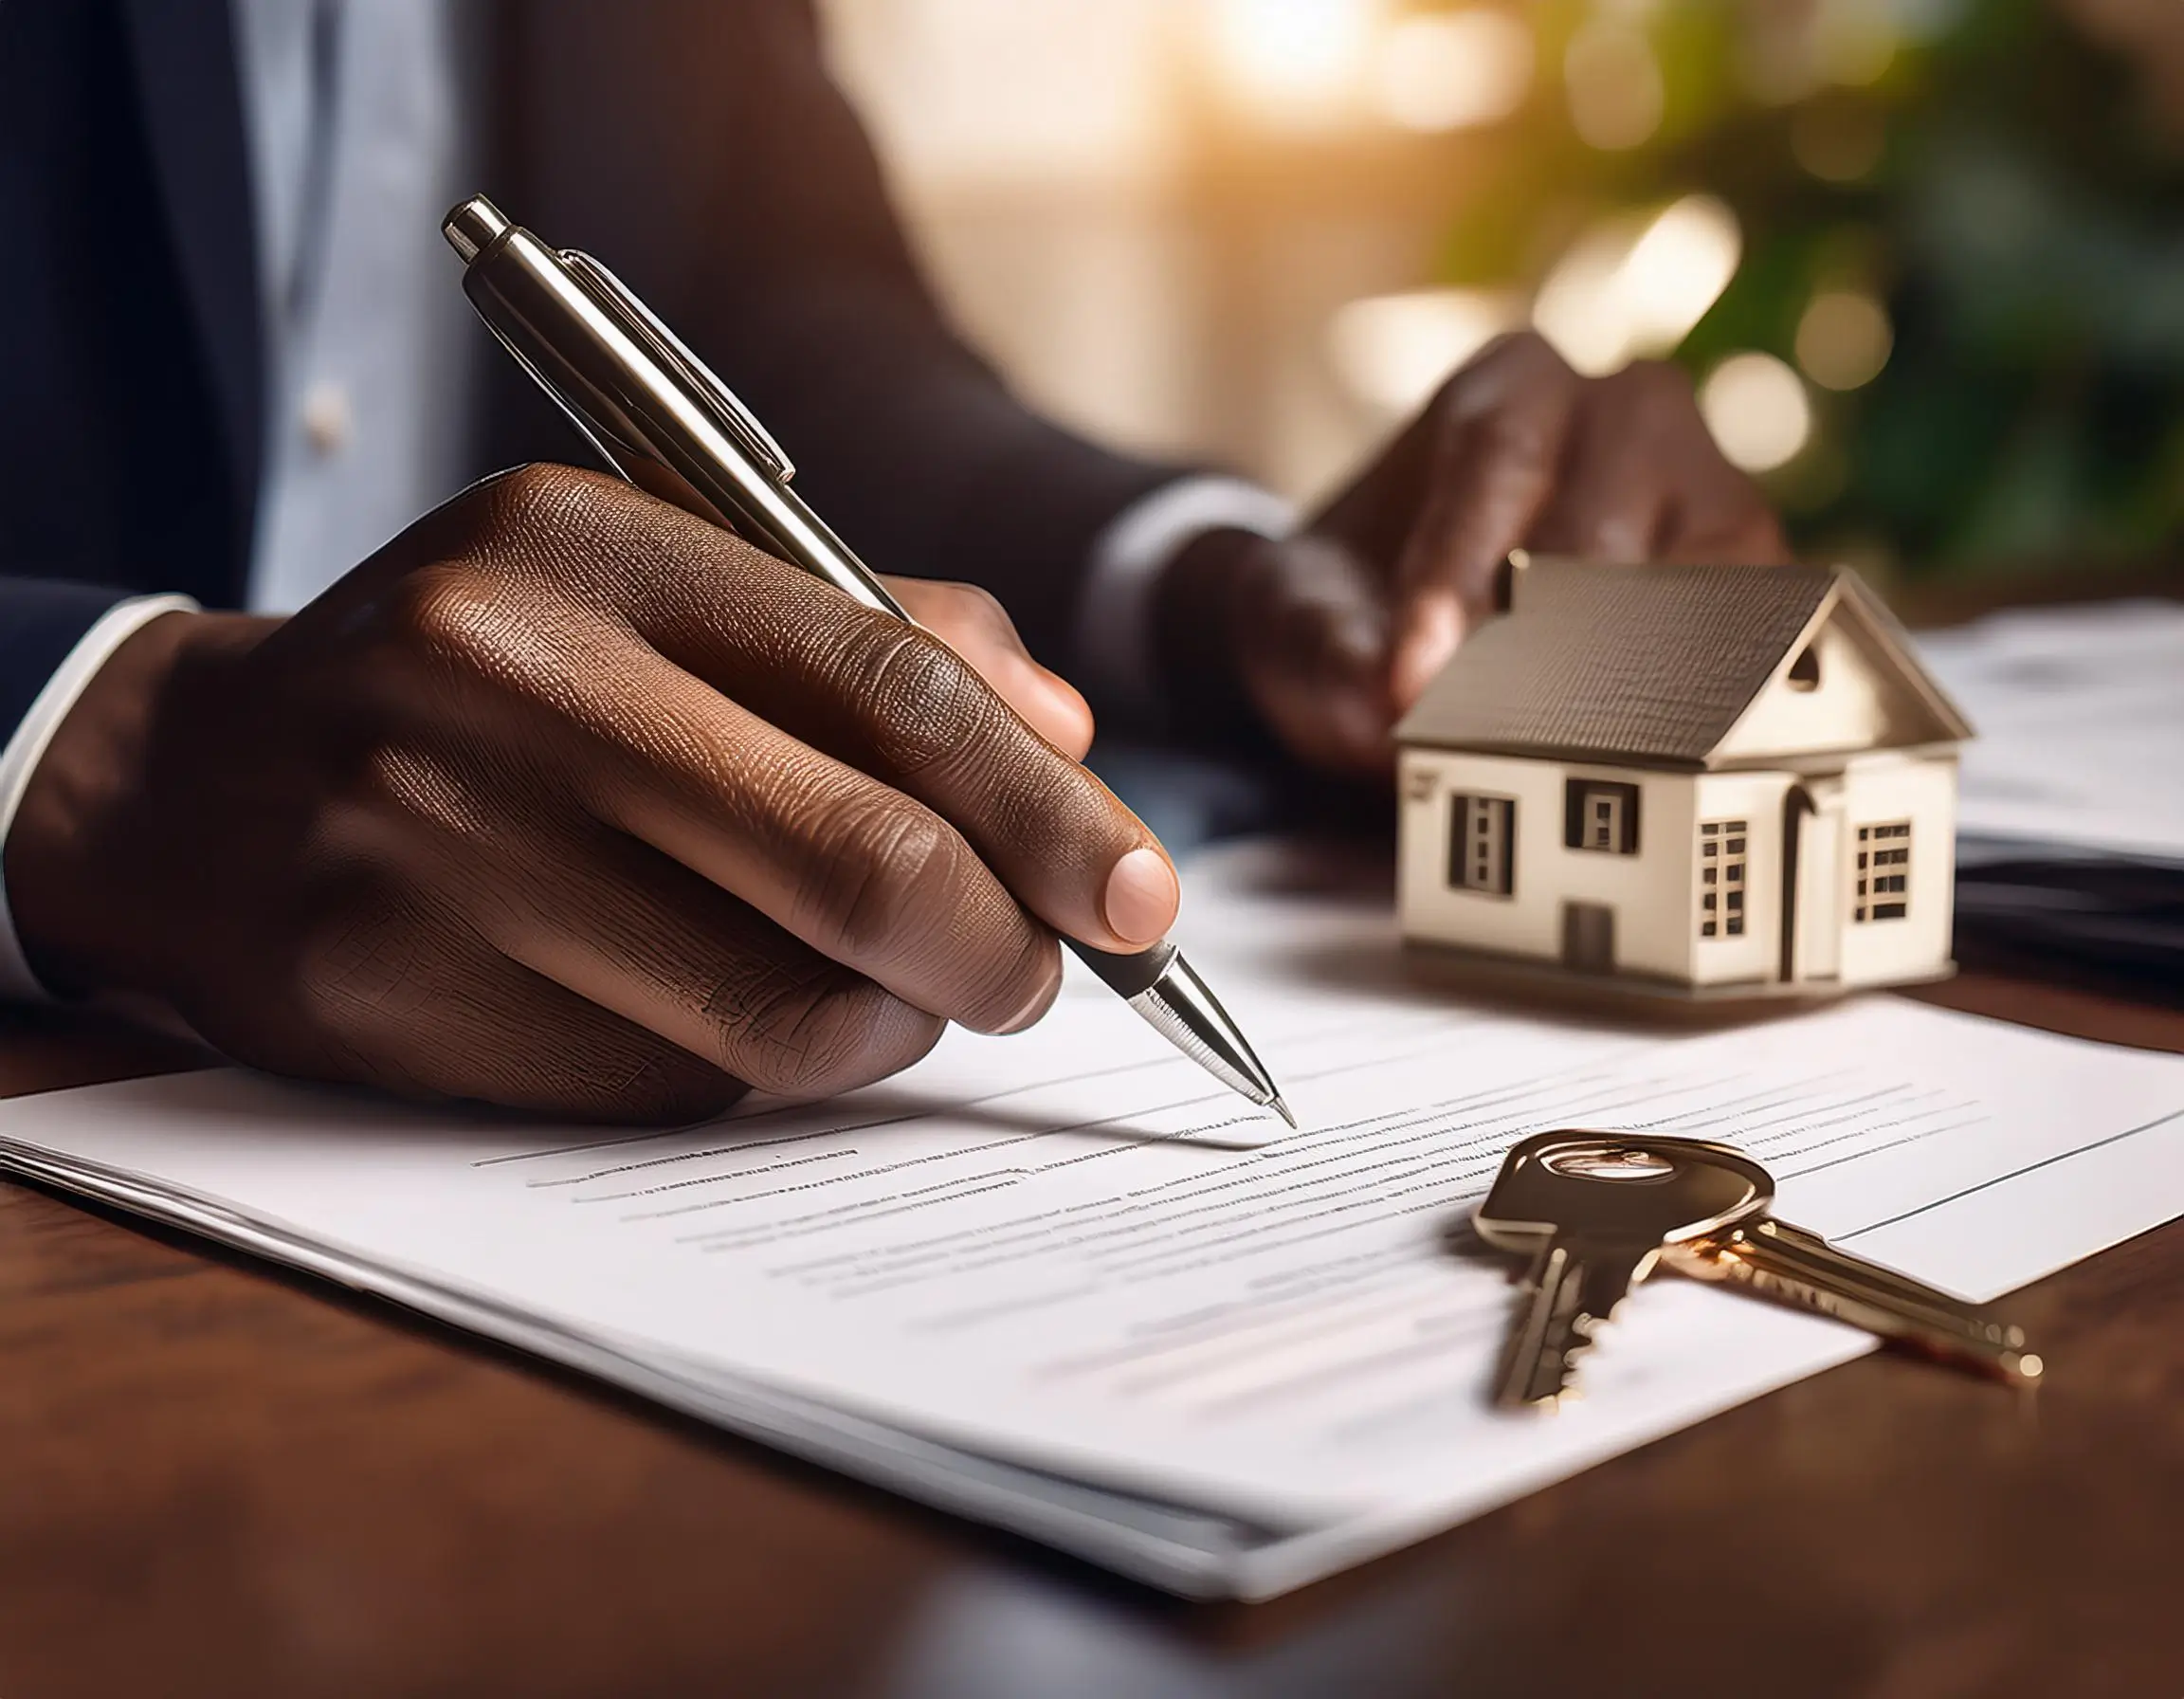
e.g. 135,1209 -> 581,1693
442,194 -> 1292,1127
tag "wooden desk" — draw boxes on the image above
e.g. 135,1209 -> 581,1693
2,976 -> 2179,1699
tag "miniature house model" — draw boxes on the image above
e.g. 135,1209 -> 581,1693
1394,557 -> 1973,997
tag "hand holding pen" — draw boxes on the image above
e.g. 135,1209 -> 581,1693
9,466 -> 1221,1120
442,196 -> 1286,1121
5,200 -> 1284,1126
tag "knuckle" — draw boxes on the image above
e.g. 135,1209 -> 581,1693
474,464 -> 663,594
1469,406 -> 1557,468
487,461 -> 610,535
844,624 -> 999,777
380,568 -> 606,722
894,578 -> 1021,662
345,751 -> 528,917
725,967 -> 941,1096
387,566 -> 514,666
1430,367 -> 1566,458
491,460 -> 564,513
1427,332 -> 1531,417
354,742 -> 441,816
801,796 -> 967,967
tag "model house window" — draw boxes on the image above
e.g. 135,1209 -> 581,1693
1564,778 -> 1639,854
1698,819 -> 1748,938
1854,821 -> 1911,922
1448,795 -> 1516,896
1788,644 -> 1821,690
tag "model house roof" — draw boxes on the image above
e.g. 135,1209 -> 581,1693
1393,557 -> 1971,768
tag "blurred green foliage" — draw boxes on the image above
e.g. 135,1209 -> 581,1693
1438,0 -> 2184,580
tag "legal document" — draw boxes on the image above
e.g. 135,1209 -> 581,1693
2,845 -> 2179,1598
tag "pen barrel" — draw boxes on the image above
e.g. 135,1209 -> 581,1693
445,200 -> 902,620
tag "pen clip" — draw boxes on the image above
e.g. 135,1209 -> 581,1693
559,249 -> 797,486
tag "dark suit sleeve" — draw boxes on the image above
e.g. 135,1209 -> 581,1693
0,0 -> 252,748
0,581 -> 136,749
489,0 -> 1187,669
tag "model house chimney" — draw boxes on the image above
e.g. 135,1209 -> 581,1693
1491,549 -> 1530,615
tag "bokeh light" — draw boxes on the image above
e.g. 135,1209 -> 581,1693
1702,353 -> 1814,472
835,0 -> 2184,575
1564,20 -> 1664,150
1373,10 -> 1533,134
1533,196 -> 1741,375
1329,288 -> 1525,413
1815,0 -> 1900,86
1796,290 -> 1894,391
1789,100 -> 1888,181
1205,0 -> 1380,127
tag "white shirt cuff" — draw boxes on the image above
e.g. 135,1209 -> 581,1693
0,594 -> 200,1002
1076,476 -> 1297,716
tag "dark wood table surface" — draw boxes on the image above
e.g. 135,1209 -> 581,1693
2,967 -> 2179,1699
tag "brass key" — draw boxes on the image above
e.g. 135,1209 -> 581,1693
1661,1217 -> 2044,1387
1475,1132 -> 1774,1408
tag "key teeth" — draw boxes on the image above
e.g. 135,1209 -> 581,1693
1496,1240 -> 1651,1410
1511,1306 -> 1620,1408
1554,1307 -> 1619,1400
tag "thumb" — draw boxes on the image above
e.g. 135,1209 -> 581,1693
1230,532 -> 1399,775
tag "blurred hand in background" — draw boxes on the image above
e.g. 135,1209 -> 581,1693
1159,332 -> 1789,776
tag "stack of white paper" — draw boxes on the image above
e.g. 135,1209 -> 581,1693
1919,597 -> 2184,866
1917,599 -> 2184,974
1,846 -> 2178,1598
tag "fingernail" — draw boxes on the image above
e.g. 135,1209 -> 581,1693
1392,599 -> 1463,707
1103,847 -> 1179,948
999,973 -> 1062,1034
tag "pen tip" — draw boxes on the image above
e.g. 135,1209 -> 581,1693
1268,1095 -> 1298,1130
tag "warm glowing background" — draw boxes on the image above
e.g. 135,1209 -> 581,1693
824,0 -> 2184,590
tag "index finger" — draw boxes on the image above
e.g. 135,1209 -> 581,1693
600,502 -> 1181,957
1387,337 -> 1583,709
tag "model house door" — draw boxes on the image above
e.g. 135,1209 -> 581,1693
1783,778 -> 1846,985
1793,802 -> 1843,981
1560,902 -> 1616,974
